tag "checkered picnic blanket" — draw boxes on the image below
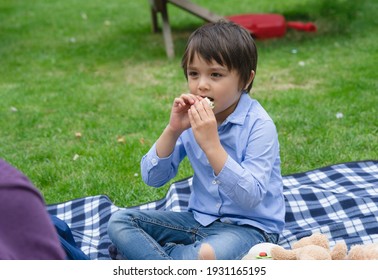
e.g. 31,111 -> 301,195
47,160 -> 378,260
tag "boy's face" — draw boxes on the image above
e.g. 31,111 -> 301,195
186,54 -> 243,123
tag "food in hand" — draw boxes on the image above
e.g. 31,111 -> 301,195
204,97 -> 215,109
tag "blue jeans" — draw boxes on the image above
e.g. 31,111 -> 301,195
107,209 -> 279,260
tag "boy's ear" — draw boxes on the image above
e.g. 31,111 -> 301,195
244,70 -> 255,90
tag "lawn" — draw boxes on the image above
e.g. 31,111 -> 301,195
0,0 -> 377,206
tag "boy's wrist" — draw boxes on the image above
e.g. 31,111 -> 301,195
204,143 -> 228,175
165,124 -> 183,138
156,125 -> 182,158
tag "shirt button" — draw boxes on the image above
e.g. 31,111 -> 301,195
151,158 -> 158,165
212,180 -> 217,185
216,203 -> 221,208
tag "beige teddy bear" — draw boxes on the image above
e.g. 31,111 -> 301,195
270,233 -> 348,260
346,243 -> 378,260
242,233 -> 378,260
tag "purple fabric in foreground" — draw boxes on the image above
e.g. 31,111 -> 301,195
0,159 -> 65,260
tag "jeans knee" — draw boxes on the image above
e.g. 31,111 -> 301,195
198,243 -> 216,260
107,211 -> 120,239
107,210 -> 132,240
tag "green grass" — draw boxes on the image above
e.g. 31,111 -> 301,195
1,0 -> 377,206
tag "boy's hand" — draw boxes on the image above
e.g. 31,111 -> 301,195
188,98 -> 218,152
168,93 -> 199,133
156,93 -> 199,158
188,98 -> 227,175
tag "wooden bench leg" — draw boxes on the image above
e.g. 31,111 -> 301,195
148,0 -> 224,58
160,2 -> 175,58
149,0 -> 175,58
150,5 -> 159,33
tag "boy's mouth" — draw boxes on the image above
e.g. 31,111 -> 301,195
203,96 -> 215,109
202,96 -> 214,101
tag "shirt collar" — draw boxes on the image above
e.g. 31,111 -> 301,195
220,94 -> 253,126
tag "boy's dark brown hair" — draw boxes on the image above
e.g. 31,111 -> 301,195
181,20 -> 258,93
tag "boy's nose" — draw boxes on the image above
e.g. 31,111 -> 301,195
198,77 -> 210,91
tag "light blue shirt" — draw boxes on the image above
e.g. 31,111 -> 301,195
141,94 -> 285,234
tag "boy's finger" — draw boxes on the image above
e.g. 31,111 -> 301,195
180,93 -> 197,105
189,105 -> 202,123
173,98 -> 186,108
188,108 -> 197,127
199,99 -> 214,118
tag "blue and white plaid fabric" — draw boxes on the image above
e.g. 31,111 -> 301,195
47,160 -> 378,260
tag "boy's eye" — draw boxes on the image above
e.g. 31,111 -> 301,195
211,73 -> 222,78
188,71 -> 198,77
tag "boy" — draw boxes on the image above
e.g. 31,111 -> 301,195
107,21 -> 285,260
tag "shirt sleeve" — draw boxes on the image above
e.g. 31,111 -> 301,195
216,119 -> 280,210
141,140 -> 186,187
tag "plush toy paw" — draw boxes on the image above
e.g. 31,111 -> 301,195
269,233 -> 348,260
347,243 -> 378,260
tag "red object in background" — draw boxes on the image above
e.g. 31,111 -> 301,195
287,21 -> 317,32
226,14 -> 317,39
